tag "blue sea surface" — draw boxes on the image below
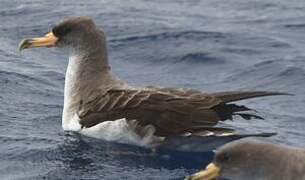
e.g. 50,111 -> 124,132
1,0 -> 305,179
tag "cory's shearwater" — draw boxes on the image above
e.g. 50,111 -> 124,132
19,17 -> 288,149
186,139 -> 305,180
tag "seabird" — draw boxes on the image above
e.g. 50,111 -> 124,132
186,139 -> 305,180
19,17 -> 288,148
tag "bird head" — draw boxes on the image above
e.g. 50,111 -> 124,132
19,16 -> 106,56
186,140 -> 278,180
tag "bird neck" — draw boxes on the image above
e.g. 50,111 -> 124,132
62,52 -> 123,131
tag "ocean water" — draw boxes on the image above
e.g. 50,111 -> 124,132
1,0 -> 305,179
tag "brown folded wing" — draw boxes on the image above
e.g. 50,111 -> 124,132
78,87 -> 225,136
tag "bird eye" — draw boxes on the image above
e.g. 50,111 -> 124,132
52,26 -> 72,37
217,153 -> 230,163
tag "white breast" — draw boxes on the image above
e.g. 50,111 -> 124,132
62,54 -> 82,131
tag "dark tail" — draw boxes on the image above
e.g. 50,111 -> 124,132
211,91 -> 292,121
212,91 -> 292,103
213,103 -> 264,120
228,132 -> 276,138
